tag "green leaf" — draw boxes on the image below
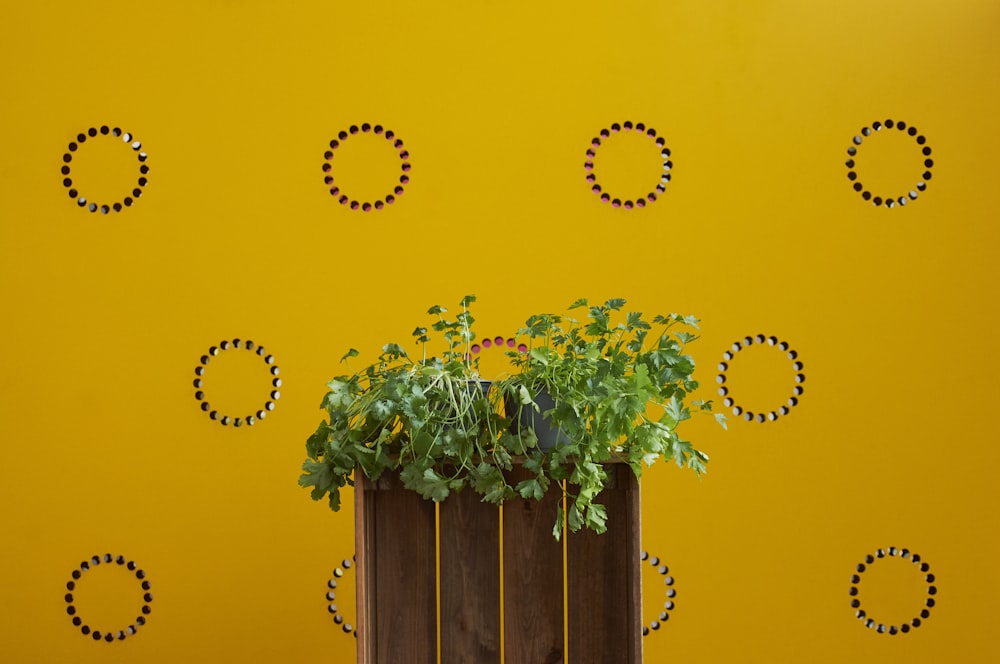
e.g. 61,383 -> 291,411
715,412 -> 728,430
306,421 -> 332,458
427,305 -> 446,315
568,298 -> 588,309
323,379 -> 354,410
567,503 -> 584,532
340,348 -> 359,362
605,298 -> 626,310
585,503 -> 608,533
327,488 -> 342,511
553,505 -> 565,539
460,294 -> 476,307
299,460 -> 331,489
665,395 -> 688,423
516,478 -> 544,501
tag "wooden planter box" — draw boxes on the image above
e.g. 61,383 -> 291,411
354,463 -> 642,663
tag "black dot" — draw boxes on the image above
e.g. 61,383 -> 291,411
88,128 -> 98,137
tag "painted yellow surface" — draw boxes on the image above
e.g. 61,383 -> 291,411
1,0 -> 998,661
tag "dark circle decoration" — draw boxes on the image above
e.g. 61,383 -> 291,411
61,126 -> 148,213
845,119 -> 933,208
584,121 -> 671,209
716,334 -> 804,423
469,335 -> 528,355
850,547 -> 936,634
326,557 -> 357,638
64,553 -> 153,642
640,551 -> 676,637
323,124 -> 409,211
193,338 -> 280,427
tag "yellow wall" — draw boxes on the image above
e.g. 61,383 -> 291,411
1,0 -> 998,661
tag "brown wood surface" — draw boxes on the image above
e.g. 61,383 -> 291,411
503,466 -> 565,664
566,465 -> 642,663
355,472 -> 437,664
439,488 -> 501,663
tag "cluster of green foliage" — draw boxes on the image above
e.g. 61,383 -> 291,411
299,295 -> 724,538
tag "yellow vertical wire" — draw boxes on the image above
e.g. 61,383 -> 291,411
435,503 -> 442,664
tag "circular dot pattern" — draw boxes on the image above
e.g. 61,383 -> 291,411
469,335 -> 528,355
850,547 -> 937,634
640,551 -> 676,637
326,558 -> 357,638
193,338 -> 281,427
61,126 -> 149,213
716,334 -> 804,423
846,119 -> 933,208
323,123 -> 409,211
585,121 -> 671,209
64,553 -> 153,642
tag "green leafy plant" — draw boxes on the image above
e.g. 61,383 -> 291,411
299,296 -> 724,538
497,298 -> 726,537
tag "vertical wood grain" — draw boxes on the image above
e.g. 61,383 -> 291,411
355,471 -> 438,664
503,466 -> 565,664
566,464 -> 642,663
439,488 -> 501,663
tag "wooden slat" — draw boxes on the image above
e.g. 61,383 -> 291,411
355,472 -> 437,664
502,466 -> 565,664
439,488 -> 501,663
355,474 -> 375,664
566,464 -> 642,663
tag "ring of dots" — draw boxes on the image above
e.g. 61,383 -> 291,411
326,557 -> 357,637
846,119 -> 933,208
64,554 -> 153,642
640,551 -> 676,637
323,123 -> 410,211
469,335 -> 527,355
584,121 -> 671,209
716,334 -> 804,423
193,338 -> 281,427
61,126 -> 149,214
850,547 -> 937,635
